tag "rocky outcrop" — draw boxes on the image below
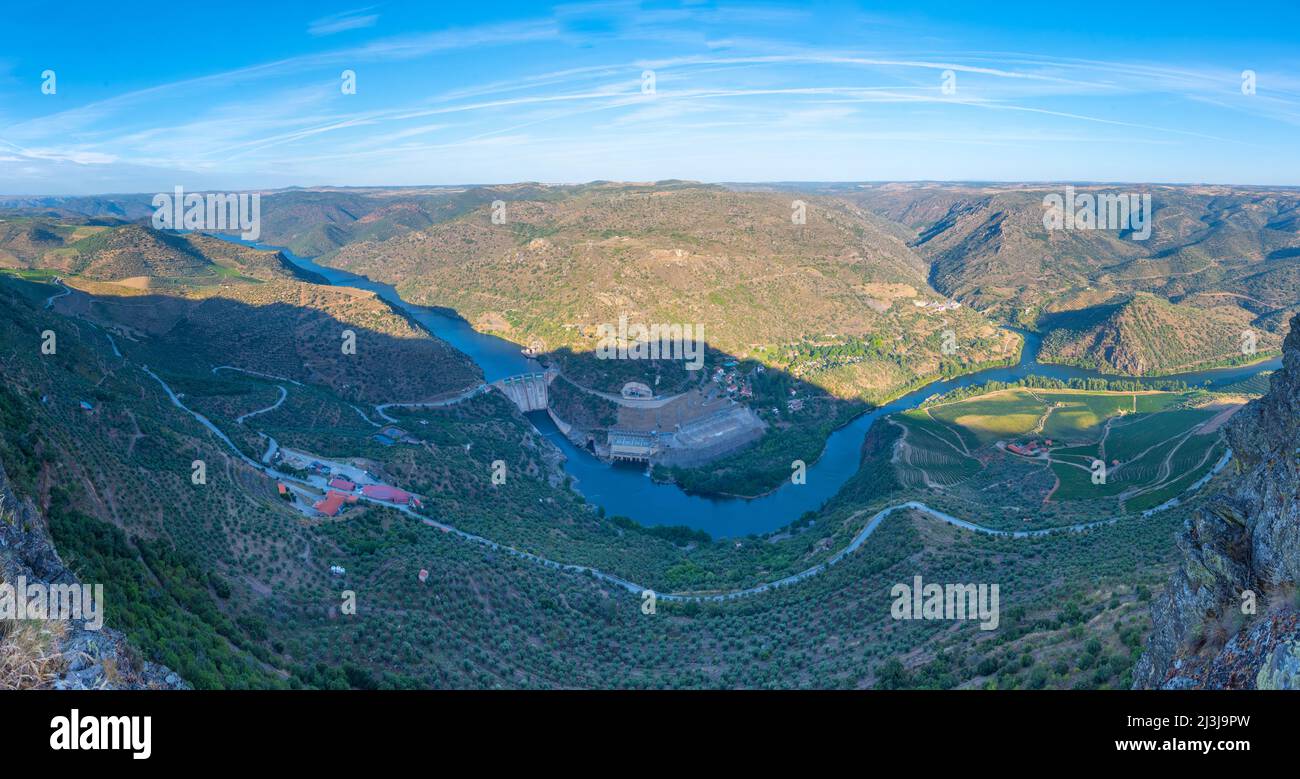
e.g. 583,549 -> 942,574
0,461 -> 187,690
1135,313 -> 1300,688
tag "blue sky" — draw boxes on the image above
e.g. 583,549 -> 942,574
2,0 -> 1299,193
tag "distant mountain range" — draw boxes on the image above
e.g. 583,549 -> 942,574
7,181 -> 1293,383
840,182 -> 1297,369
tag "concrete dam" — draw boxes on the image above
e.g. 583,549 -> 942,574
492,371 -> 554,412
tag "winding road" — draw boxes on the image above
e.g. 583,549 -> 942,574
375,383 -> 490,422
236,385 -> 287,424
44,277 -> 71,309
212,365 -> 303,386
141,362 -> 1230,603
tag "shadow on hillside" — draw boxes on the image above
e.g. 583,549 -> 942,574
47,286 -> 483,406
538,342 -> 822,433
1035,302 -> 1125,333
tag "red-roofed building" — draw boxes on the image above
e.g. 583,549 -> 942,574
313,490 -> 350,517
328,477 -> 356,492
362,484 -> 413,504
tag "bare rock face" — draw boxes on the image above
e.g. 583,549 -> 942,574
1135,313 -> 1300,689
0,461 -> 187,690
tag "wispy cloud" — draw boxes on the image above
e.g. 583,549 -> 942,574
308,7 -> 380,37
3,2 -> 1299,190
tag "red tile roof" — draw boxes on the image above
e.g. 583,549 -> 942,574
362,484 -> 412,503
313,490 -> 349,517
328,478 -> 356,492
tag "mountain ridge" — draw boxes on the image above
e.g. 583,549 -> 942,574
1037,291 -> 1282,375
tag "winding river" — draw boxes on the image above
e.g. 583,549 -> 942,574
266,246 -> 1279,538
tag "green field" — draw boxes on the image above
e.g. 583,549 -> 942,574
925,389 -> 1043,446
892,387 -> 1233,516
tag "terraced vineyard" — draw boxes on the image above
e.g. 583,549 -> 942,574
890,387 -> 1237,521
889,423 -> 980,491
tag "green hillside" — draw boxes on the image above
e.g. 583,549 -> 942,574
310,183 -> 1021,403
1037,292 -> 1281,375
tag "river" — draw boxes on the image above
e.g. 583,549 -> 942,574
267,245 -> 1279,538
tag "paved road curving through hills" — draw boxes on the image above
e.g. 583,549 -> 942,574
142,363 -> 1231,603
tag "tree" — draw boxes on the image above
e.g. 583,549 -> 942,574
874,657 -> 911,689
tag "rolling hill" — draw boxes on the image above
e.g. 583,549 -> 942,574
0,187 -> 1284,691
10,181 -> 1295,383
0,218 -> 323,288
303,182 -> 1020,402
1037,292 -> 1282,375
843,183 -> 1300,319
0,215 -> 482,404
821,182 -> 1300,375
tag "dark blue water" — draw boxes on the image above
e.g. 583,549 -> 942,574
269,245 -> 1279,537
276,251 -> 542,381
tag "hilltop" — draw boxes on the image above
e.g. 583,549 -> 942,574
1037,292 -> 1281,375
17,181 -> 1296,381
259,182 -> 1299,384
0,218 -> 321,288
843,183 -> 1300,314
0,217 -> 481,404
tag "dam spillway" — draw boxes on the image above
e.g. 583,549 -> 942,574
493,371 -> 553,412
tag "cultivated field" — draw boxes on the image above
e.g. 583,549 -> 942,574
892,387 -> 1234,518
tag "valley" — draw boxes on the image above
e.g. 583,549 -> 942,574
0,182 -> 1292,691
6,16 -> 1300,770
